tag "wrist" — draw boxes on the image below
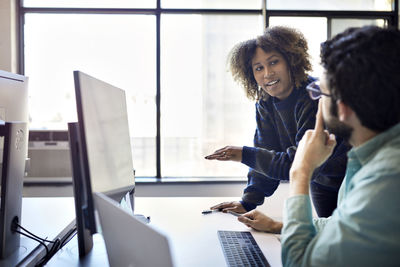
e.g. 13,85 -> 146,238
289,164 -> 314,181
289,167 -> 312,196
272,221 -> 283,234
240,200 -> 257,212
289,180 -> 310,196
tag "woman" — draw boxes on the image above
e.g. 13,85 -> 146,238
205,26 -> 349,218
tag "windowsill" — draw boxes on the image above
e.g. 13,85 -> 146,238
135,176 -> 247,184
23,176 -> 247,186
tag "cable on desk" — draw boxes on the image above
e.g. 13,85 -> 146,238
14,221 -> 57,244
35,238 -> 61,267
36,225 -> 77,266
12,218 -> 60,267
59,225 -> 77,248
13,229 -> 49,255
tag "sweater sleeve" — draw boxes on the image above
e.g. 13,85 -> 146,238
240,100 -> 283,210
242,94 -> 318,181
242,91 -> 348,185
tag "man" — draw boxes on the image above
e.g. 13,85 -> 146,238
238,25 -> 400,266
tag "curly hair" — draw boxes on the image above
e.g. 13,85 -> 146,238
228,26 -> 312,101
321,26 -> 400,132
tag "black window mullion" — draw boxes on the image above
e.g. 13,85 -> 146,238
327,17 -> 332,39
156,0 -> 161,179
264,0 -> 268,29
393,0 -> 399,27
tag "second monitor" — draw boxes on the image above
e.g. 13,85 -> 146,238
68,71 -> 135,257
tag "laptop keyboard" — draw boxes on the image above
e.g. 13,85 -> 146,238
218,230 -> 270,267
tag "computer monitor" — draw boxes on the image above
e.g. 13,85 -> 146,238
0,122 -> 28,259
0,70 -> 29,164
0,70 -> 29,259
68,71 -> 135,257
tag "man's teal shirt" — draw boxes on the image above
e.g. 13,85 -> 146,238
281,122 -> 400,267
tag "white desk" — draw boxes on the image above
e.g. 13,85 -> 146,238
0,197 -> 75,266
46,197 -> 282,267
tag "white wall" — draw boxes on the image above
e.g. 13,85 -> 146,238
0,0 -> 18,72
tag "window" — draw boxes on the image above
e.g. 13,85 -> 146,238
161,14 -> 262,177
23,0 -> 156,8
330,19 -> 386,37
24,13 -> 158,176
269,17 -> 328,78
19,0 -> 398,178
267,0 -> 393,11
161,0 -> 261,9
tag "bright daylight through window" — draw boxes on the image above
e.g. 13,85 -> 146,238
22,0 -> 395,177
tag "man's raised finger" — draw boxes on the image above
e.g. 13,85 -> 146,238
314,99 -> 325,133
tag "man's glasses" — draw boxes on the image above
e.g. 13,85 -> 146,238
306,80 -> 332,100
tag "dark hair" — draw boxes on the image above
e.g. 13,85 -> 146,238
229,26 -> 312,100
321,26 -> 400,132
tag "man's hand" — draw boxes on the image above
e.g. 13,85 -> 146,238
210,201 -> 247,214
290,100 -> 337,195
204,146 -> 243,162
238,210 -> 282,234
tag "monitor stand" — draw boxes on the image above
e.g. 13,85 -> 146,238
0,121 -> 30,263
68,122 -> 95,257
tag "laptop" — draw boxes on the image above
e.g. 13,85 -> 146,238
93,192 -> 174,267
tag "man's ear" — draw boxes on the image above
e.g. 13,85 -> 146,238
336,100 -> 354,122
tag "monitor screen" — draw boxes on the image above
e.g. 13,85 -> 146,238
0,70 -> 29,123
74,71 -> 135,196
68,71 -> 135,257
0,70 -> 29,164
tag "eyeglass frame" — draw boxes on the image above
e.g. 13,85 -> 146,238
306,80 -> 332,100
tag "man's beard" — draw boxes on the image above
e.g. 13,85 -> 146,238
324,100 -> 353,143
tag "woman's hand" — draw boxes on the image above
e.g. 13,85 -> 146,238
205,146 -> 243,162
210,201 -> 247,214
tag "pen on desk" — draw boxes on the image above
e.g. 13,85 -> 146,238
202,209 -> 216,215
227,210 -> 241,217
201,208 -> 224,214
202,209 -> 242,217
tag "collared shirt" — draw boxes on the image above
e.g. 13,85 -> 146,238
281,122 -> 400,267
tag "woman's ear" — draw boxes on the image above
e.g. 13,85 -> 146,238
336,100 -> 353,122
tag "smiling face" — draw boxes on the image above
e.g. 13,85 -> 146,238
251,47 -> 293,100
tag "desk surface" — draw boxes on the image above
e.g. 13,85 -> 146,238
0,197 -> 75,266
46,197 -> 282,267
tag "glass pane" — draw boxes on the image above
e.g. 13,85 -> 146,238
162,0 -> 262,9
267,0 -> 393,11
23,0 -> 155,8
161,14 -> 263,177
24,13 -> 156,176
331,19 -> 387,37
269,17 -> 328,78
